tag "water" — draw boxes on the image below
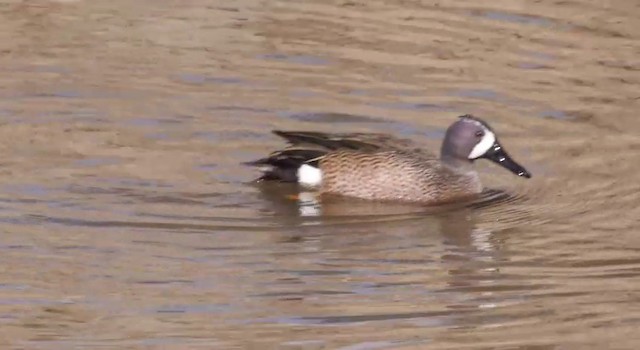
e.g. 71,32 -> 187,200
0,0 -> 639,348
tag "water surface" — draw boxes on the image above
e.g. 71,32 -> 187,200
0,0 -> 639,349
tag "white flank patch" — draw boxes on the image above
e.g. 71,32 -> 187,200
297,164 -> 323,187
468,129 -> 496,159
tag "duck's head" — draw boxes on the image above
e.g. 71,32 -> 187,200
441,114 -> 531,178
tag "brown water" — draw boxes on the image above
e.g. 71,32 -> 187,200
0,0 -> 639,349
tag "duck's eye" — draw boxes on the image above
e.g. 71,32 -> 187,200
475,130 -> 484,138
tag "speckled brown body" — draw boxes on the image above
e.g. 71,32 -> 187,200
318,149 -> 482,203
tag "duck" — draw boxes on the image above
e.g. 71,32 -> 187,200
245,114 -> 531,204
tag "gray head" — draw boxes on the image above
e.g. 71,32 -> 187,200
440,115 -> 531,178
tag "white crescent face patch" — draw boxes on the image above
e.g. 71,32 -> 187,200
468,128 -> 496,159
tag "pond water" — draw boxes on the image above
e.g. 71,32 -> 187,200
0,0 -> 638,349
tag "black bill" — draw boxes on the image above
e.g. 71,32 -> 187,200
482,142 -> 531,178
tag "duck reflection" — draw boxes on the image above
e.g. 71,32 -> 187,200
253,181 -> 507,260
249,184 -> 522,328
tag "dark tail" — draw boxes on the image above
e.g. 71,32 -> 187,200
244,149 -> 326,182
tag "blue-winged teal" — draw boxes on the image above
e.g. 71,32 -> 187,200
245,115 -> 531,204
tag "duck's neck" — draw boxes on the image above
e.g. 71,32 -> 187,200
440,154 -> 476,174
440,154 -> 482,194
